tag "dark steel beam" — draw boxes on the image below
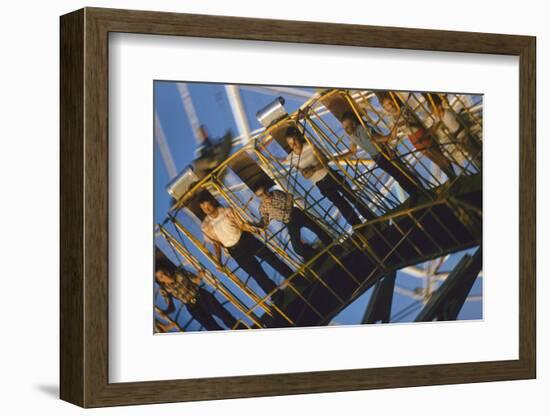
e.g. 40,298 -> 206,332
361,272 -> 397,324
415,248 -> 482,322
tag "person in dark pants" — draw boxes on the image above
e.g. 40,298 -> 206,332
284,126 -> 376,227
252,179 -> 333,261
340,111 -> 424,199
199,193 -> 293,297
155,258 -> 238,331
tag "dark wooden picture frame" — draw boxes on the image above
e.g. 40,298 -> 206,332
60,7 -> 536,408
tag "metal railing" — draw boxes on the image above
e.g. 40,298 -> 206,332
154,87 -> 483,331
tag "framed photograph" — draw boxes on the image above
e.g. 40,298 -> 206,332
60,7 -> 536,408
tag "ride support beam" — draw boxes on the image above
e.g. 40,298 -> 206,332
415,248 -> 482,322
361,271 -> 397,324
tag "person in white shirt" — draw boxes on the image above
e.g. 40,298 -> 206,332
340,111 -> 424,199
379,92 -> 457,181
284,126 -> 376,227
199,193 -> 292,297
426,94 -> 481,169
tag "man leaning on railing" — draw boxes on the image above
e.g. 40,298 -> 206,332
252,178 -> 333,261
339,111 -> 425,202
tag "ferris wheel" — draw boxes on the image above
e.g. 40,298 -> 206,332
153,82 -> 482,332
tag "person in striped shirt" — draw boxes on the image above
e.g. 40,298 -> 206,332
155,257 -> 238,331
253,179 -> 333,261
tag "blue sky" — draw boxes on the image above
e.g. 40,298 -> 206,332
153,81 -> 482,332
